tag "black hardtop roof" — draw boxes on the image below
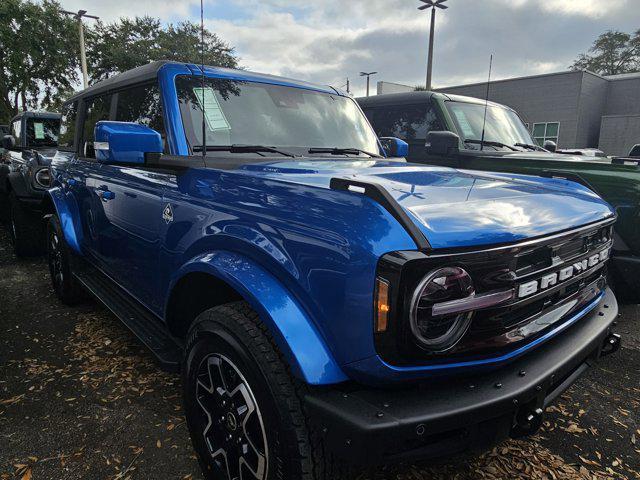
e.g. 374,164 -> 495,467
66,60 -> 171,103
10,111 -> 62,123
64,60 -> 338,105
356,90 -> 511,110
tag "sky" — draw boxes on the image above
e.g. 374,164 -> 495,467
57,0 -> 640,97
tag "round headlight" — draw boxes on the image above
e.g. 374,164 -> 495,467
409,267 -> 474,352
34,168 -> 51,188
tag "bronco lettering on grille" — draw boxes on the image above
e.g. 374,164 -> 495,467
517,248 -> 609,299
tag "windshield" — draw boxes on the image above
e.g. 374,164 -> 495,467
444,101 -> 534,150
25,117 -> 60,147
176,76 -> 380,155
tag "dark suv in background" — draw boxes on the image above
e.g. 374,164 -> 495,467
0,125 -> 8,155
0,111 -> 61,256
359,91 -> 640,301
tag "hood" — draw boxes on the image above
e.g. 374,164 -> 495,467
23,147 -> 58,165
483,150 -> 616,165
238,160 -> 615,249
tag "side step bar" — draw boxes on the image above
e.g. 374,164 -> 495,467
73,262 -> 183,372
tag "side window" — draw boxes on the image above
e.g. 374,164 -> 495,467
115,83 -> 166,152
11,119 -> 21,145
59,102 -> 78,149
82,94 -> 112,158
364,103 -> 442,142
533,122 -> 560,147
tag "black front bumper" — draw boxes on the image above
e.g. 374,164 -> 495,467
15,191 -> 47,213
304,287 -> 620,464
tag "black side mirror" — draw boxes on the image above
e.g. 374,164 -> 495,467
543,140 -> 557,152
425,131 -> 460,156
2,135 -> 16,150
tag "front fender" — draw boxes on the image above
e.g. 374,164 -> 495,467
7,171 -> 31,198
47,186 -> 83,254
169,251 -> 348,385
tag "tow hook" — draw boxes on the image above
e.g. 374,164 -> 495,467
511,407 -> 544,438
601,333 -> 621,357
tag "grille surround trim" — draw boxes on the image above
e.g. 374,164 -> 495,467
374,218 -> 615,367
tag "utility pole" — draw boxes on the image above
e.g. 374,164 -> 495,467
346,78 -> 350,94
360,71 -> 377,97
62,9 -> 99,89
418,0 -> 448,90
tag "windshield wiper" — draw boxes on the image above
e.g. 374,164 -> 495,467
514,142 -> 543,151
308,147 -> 383,158
464,139 -> 519,151
192,144 -> 297,158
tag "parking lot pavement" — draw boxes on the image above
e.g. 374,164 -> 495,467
0,228 -> 638,480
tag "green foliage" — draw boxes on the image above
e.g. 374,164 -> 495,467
0,0 -> 79,123
86,17 -> 239,83
571,29 -> 640,76
0,2 -> 239,124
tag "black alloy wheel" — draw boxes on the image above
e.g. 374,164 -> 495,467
48,225 -> 65,293
195,353 -> 268,480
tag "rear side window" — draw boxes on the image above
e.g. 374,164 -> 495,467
82,94 -> 112,157
364,103 -> 442,142
115,83 -> 166,151
59,102 -> 78,149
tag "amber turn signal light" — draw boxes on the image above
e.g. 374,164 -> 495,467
375,278 -> 390,333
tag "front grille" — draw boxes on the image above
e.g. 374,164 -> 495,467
374,220 -> 615,367
556,237 -> 587,260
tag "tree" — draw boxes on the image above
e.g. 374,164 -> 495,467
571,29 -> 640,76
0,0 -> 79,122
86,17 -> 239,83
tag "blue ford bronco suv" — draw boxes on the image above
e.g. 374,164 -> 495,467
46,61 -> 620,479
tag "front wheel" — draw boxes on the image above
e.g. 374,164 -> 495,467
47,215 -> 85,305
8,191 -> 44,257
183,302 -> 350,480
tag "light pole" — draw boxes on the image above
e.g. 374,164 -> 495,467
62,9 -> 99,89
418,0 -> 448,91
360,71 -> 377,97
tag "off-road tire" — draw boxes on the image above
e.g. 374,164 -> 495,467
183,301 -> 353,480
47,215 -> 85,305
8,191 -> 44,256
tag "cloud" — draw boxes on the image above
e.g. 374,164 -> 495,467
542,0 -> 627,18
57,0 -> 639,97
58,0 -> 204,22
